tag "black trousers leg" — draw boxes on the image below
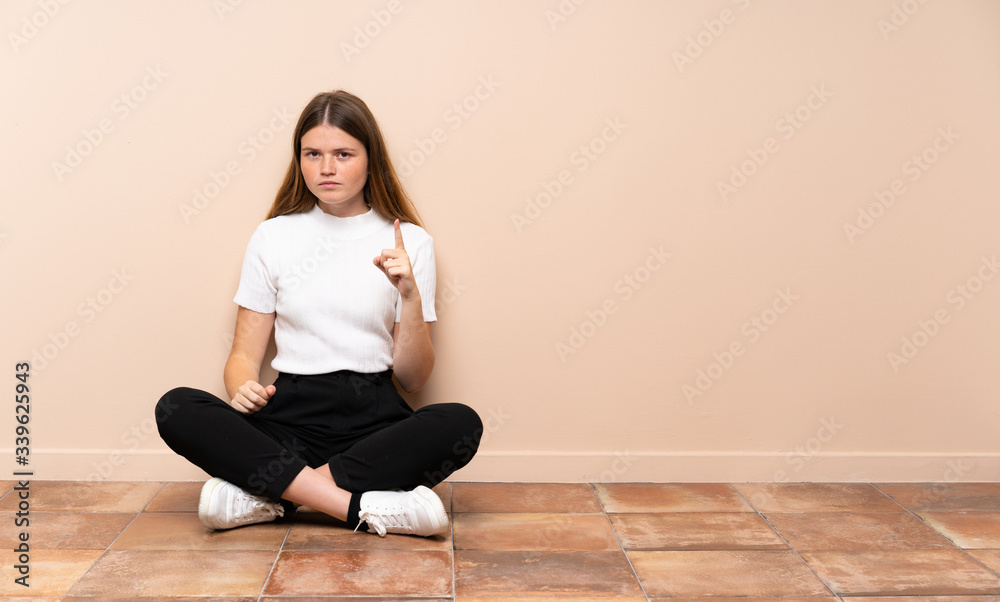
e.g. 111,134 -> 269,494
328,402 -> 484,493
155,386 -> 309,501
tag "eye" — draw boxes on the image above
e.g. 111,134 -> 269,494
338,151 -> 352,159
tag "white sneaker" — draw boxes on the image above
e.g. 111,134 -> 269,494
198,477 -> 285,530
357,486 -> 449,537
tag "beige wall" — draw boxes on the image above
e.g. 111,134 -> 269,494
3,0 -> 999,483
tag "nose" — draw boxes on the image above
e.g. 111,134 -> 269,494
321,155 -> 336,175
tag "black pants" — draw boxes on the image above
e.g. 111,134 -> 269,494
155,370 -> 483,501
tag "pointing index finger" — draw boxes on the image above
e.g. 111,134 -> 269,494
394,219 -> 405,250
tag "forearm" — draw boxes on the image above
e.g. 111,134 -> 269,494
392,294 -> 435,393
224,353 -> 262,400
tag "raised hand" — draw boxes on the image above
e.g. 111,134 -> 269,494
373,219 -> 418,299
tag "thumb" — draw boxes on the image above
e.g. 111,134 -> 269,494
264,384 -> 276,399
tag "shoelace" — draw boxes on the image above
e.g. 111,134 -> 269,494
356,505 -> 410,537
234,494 -> 284,525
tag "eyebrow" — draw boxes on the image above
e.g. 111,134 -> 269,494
301,146 -> 357,153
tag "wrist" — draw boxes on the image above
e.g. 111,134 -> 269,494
400,288 -> 422,303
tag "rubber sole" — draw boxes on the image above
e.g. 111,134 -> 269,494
413,485 -> 450,535
198,477 -> 225,529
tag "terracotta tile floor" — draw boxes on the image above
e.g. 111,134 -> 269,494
1,481 -> 999,599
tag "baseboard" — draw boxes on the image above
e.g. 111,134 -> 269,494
12,449 -> 999,483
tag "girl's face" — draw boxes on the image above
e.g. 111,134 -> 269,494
300,124 -> 369,217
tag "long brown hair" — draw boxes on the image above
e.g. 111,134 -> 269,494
266,90 -> 424,228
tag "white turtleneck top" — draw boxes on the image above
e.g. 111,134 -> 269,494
233,203 -> 437,375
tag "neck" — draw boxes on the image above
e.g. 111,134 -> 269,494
316,199 -> 369,218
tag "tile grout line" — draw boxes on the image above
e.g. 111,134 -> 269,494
449,482 -> 457,602
870,482 -> 1000,581
257,491 -> 295,602
730,482 -> 843,601
58,480 -> 170,599
589,482 -> 651,602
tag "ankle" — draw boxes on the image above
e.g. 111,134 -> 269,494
345,491 -> 363,529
